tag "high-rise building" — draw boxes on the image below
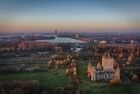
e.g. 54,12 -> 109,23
55,30 -> 59,36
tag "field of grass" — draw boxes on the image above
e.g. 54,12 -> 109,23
0,69 -> 70,92
77,63 -> 140,94
81,83 -> 140,94
0,63 -> 140,94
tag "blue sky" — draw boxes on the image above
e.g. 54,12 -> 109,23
0,0 -> 140,32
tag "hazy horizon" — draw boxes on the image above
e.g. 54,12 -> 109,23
0,0 -> 140,33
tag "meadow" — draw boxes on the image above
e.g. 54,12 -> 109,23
0,63 -> 140,94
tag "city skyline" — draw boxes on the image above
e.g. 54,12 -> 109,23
0,0 -> 140,32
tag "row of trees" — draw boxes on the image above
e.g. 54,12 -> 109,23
0,64 -> 48,72
80,44 -> 140,64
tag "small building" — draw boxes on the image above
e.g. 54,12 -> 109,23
99,40 -> 107,44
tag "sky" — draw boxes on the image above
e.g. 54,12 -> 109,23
0,0 -> 140,32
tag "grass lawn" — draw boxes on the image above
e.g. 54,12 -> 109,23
0,63 -> 140,94
80,83 -> 140,94
77,63 -> 140,94
0,69 -> 70,92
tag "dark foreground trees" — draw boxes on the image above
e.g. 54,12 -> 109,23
0,80 -> 39,94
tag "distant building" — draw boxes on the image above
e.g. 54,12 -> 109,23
75,34 -> 79,39
55,30 -> 59,36
130,40 -> 137,44
99,40 -> 107,44
71,43 -> 82,52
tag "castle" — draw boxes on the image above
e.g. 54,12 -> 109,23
87,52 -> 120,81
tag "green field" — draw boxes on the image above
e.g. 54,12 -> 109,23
78,63 -> 140,94
0,69 -> 70,92
0,63 -> 140,94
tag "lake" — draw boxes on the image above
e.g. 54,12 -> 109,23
36,37 -> 85,43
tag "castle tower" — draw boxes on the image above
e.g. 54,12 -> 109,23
114,66 -> 120,80
87,63 -> 96,81
102,52 -> 114,70
97,62 -> 102,70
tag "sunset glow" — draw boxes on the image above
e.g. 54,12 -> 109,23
0,0 -> 140,32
